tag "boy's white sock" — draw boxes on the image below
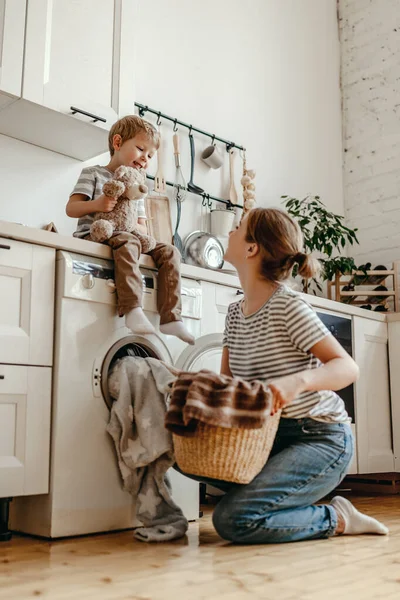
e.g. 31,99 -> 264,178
331,496 -> 389,535
160,321 -> 195,345
125,308 -> 155,335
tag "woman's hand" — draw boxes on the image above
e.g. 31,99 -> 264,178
269,373 -> 305,415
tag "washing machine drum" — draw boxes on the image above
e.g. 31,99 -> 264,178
100,336 -> 164,409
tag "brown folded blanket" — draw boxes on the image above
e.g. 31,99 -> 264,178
165,369 -> 272,437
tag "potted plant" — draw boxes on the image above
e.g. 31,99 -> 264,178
281,195 -> 359,294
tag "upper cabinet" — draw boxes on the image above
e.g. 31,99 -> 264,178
0,0 -> 135,160
0,0 -> 26,107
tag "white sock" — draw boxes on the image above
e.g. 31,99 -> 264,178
160,321 -> 195,345
125,308 -> 155,335
331,496 -> 389,535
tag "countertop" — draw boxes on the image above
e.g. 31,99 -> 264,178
0,220 -> 387,322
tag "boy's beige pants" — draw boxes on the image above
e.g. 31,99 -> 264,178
106,232 -> 182,323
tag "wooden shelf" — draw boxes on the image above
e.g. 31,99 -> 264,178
327,262 -> 399,312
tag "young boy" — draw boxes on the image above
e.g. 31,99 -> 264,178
66,115 -> 194,344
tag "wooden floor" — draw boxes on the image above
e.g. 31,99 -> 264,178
1,495 -> 400,600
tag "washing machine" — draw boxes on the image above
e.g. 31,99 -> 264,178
11,250 -> 218,538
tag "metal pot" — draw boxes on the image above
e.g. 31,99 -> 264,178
183,231 -> 224,270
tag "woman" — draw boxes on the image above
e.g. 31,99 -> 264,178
185,208 -> 388,543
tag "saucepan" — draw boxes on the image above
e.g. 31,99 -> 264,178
183,231 -> 225,270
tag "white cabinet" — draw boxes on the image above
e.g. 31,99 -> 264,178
388,319 -> 400,472
0,0 -> 135,160
0,0 -> 26,108
0,365 -> 52,497
24,0 -> 120,130
353,316 -> 394,473
0,237 -> 55,366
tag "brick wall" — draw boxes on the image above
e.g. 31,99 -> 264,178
339,0 -> 400,268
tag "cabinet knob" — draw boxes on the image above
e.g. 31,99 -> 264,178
82,274 -> 95,289
0,375 -> 4,380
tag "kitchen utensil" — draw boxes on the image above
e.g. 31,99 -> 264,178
187,134 -> 204,195
153,128 -> 166,194
173,133 -> 187,197
229,149 -> 242,228
183,231 -> 224,270
172,132 -> 186,255
145,194 -> 173,244
201,143 -> 223,169
210,207 -> 235,237
172,185 -> 184,255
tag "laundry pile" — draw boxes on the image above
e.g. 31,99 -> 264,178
107,357 -> 185,542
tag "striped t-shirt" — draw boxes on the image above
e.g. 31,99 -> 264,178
70,165 -> 147,238
223,285 -> 349,423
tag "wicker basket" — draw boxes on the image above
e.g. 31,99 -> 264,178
172,411 -> 281,484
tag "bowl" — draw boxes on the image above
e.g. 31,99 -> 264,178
183,231 -> 225,270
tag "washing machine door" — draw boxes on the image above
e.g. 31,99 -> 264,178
175,333 -> 223,372
93,332 -> 172,409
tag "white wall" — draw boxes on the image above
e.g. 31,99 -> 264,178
340,0 -> 400,266
0,0 -> 344,241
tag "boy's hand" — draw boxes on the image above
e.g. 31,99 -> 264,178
94,194 -> 118,213
136,222 -> 148,235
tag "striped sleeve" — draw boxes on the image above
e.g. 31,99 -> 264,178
70,167 -> 96,200
222,304 -> 232,347
286,296 -> 330,352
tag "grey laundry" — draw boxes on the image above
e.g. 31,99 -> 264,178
106,356 -> 187,542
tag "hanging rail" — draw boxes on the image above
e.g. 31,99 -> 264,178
135,102 -> 245,152
146,174 -> 243,209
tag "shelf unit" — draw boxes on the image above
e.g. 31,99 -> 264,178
327,263 -> 399,312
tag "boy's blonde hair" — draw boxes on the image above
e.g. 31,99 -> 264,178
245,207 -> 321,282
108,115 -> 160,155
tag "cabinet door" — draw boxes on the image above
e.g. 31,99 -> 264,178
0,238 -> 55,366
388,320 -> 400,471
0,0 -> 26,105
0,365 -> 51,497
353,316 -> 394,473
23,0 -> 125,129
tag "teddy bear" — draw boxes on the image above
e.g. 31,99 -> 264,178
89,165 -> 156,253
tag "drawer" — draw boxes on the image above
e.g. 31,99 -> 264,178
0,238 -> 55,366
0,365 -> 51,497
0,237 -> 34,269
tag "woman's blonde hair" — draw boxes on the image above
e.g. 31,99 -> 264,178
245,207 -> 321,282
108,115 -> 160,155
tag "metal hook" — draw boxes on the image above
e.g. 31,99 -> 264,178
138,105 -> 147,117
211,134 -> 216,146
188,125 -> 193,136
156,112 -> 162,126
173,119 -> 178,132
201,194 -> 207,207
207,194 -> 212,209
226,142 -> 235,153
239,148 -> 246,160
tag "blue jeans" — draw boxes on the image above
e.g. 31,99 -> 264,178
176,418 -> 354,544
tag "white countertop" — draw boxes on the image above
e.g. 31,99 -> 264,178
0,220 -> 387,322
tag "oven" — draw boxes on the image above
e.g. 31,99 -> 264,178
316,310 -> 354,422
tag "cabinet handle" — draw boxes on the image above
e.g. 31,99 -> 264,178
0,375 -> 4,380
70,106 -> 107,124
0,244 -> 11,250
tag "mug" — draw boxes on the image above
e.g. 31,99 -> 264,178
201,144 -> 224,169
210,208 -> 235,237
